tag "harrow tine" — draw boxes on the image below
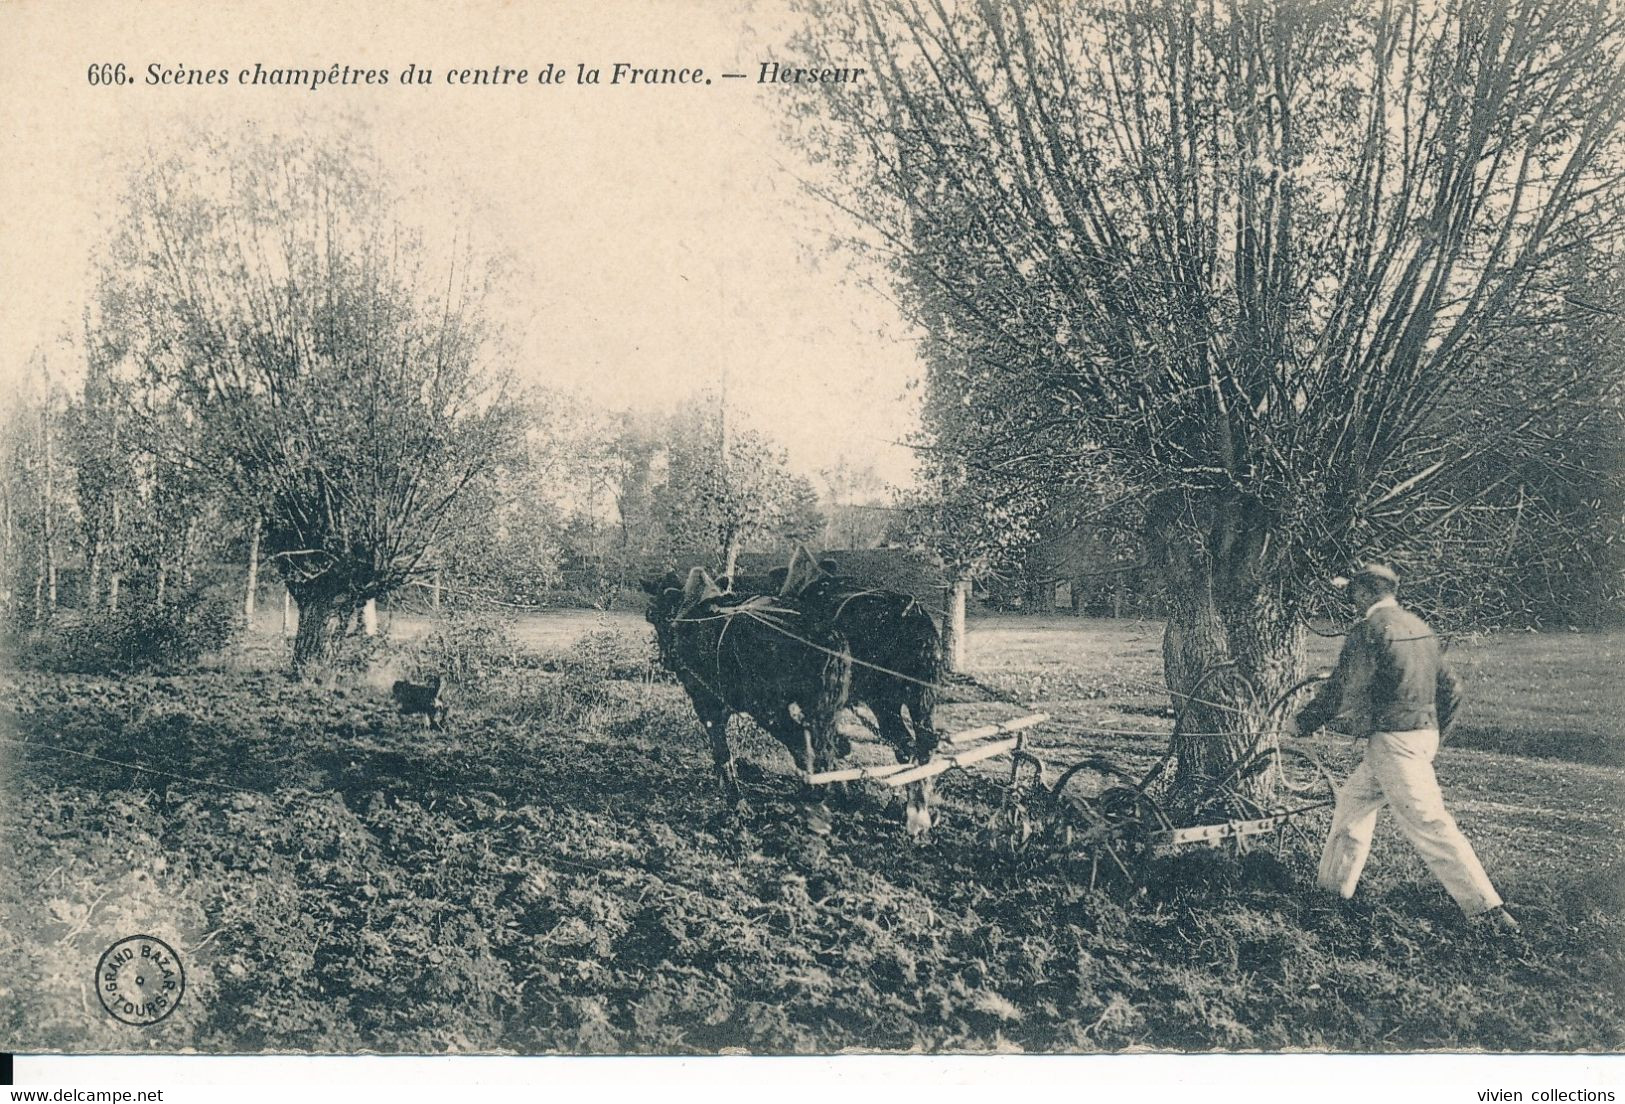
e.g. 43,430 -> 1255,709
1101,836 -> 1136,883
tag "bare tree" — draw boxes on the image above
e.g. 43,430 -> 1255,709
0,361 -> 70,629
801,0 -> 1625,795
548,403 -> 665,608
428,389 -> 585,609
68,330 -> 133,613
900,443 -> 1045,670
95,131 -> 520,673
659,396 -> 805,574
36,355 -> 59,619
1395,254 -> 1625,628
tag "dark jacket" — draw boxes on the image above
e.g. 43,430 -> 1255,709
1296,600 -> 1464,737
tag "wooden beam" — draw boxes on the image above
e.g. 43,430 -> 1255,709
946,712 -> 1050,745
883,735 -> 1022,787
804,761 -> 914,785
803,713 -> 1049,787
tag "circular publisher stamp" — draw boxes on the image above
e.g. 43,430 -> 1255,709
96,934 -> 185,1026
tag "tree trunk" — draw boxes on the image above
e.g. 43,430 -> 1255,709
431,566 -> 442,612
1148,491 -> 1305,810
1161,590 -> 1304,800
244,517 -> 261,626
107,498 -> 121,612
942,576 -> 970,673
361,598 -> 378,636
178,519 -> 195,589
86,540 -> 103,611
1026,568 -> 1055,613
291,592 -> 351,676
0,491 -> 13,621
41,392 -> 57,614
723,533 -> 740,582
281,587 -> 293,637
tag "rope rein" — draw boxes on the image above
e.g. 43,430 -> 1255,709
730,607 -> 1322,740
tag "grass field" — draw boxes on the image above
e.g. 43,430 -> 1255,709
2,613 -> 1621,1053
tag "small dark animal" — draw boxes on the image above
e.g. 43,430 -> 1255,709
643,568 -> 851,814
768,547 -> 944,837
392,675 -> 448,731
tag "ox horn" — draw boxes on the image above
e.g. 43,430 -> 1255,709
683,566 -> 723,606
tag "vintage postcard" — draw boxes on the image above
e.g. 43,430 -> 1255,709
2,0 -> 1621,1095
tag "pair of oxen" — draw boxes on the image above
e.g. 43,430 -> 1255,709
641,551 -> 943,836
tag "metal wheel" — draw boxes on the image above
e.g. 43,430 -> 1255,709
985,749 -> 1047,856
1045,758 -> 1173,887
986,797 -> 1038,856
1256,675 -> 1340,859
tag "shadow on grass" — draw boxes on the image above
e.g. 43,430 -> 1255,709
1449,721 -> 1623,768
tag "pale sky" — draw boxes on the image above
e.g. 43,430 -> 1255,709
0,0 -> 924,487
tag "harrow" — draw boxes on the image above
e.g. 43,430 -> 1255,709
979,665 -> 1340,886
794,645 -> 1339,882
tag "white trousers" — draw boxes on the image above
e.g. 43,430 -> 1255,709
1317,728 -> 1503,916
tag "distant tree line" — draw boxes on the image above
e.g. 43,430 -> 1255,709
0,349 -> 888,667
0,129 -> 901,675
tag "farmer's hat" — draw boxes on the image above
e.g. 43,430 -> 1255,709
1331,562 -> 1400,591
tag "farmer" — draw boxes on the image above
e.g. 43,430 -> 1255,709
1288,563 -> 1519,931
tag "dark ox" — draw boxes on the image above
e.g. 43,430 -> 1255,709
743,553 -> 944,837
642,568 -> 851,816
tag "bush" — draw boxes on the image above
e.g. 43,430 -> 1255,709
22,586 -> 243,674
324,627 -> 397,682
520,630 -> 662,723
485,630 -> 664,728
553,629 -> 663,683
401,612 -> 518,689
541,669 -> 616,724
